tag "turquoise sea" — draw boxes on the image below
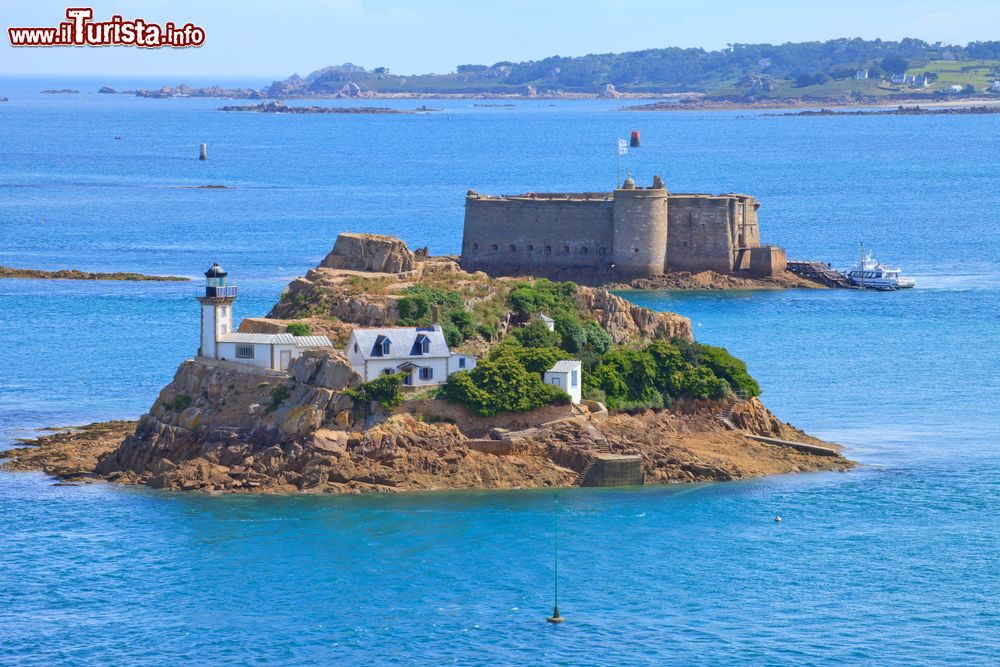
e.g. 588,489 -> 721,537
1,76 -> 998,665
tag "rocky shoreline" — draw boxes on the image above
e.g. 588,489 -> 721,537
1,233 -> 852,495
0,266 -> 190,281
767,105 -> 1000,117
614,269 -> 823,291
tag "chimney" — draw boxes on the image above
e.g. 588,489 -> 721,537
431,304 -> 440,324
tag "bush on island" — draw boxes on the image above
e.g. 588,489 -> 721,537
694,344 -> 761,397
285,322 -> 311,336
444,355 -> 567,416
585,339 -> 751,410
510,318 -> 562,349
345,372 -> 406,410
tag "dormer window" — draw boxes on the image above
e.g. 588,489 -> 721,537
381,338 -> 391,355
415,334 -> 430,355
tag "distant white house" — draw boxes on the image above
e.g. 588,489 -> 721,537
197,263 -> 332,371
992,81 -> 1000,92
544,360 -> 582,405
855,69 -> 869,80
346,325 -> 476,387
948,84 -> 964,93
537,313 -> 555,331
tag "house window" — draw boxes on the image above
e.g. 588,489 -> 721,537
491,244 -> 499,251
354,343 -> 359,353
236,345 -> 254,359
472,243 -> 479,251
571,370 -> 578,388
381,338 -> 391,355
527,245 -> 534,252
458,357 -> 466,369
382,368 -> 394,376
509,244 -> 516,252
220,323 -> 229,334
563,246 -> 570,254
599,247 -> 606,256
416,335 -> 430,355
545,246 -> 552,255
419,367 -> 433,381
580,247 -> 588,255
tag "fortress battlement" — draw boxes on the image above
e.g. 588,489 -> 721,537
459,176 -> 785,283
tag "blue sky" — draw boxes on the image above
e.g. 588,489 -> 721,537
2,0 -> 999,77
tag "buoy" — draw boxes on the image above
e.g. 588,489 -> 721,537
775,515 -> 782,523
199,143 -> 207,161
547,605 -> 565,624
547,491 -> 565,624
630,130 -> 640,147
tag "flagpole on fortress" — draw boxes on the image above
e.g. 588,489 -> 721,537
616,138 -> 627,187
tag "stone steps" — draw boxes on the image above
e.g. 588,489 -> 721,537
572,461 -> 596,486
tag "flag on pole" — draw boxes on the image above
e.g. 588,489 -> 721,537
618,138 -> 628,155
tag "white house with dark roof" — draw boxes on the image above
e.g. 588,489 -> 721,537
197,263 -> 333,371
346,325 -> 477,386
544,359 -> 582,404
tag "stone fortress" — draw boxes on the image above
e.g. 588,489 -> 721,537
459,175 -> 787,282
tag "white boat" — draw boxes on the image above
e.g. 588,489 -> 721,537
844,251 -> 916,290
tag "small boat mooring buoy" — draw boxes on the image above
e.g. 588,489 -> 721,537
199,143 -> 207,161
775,515 -> 782,523
547,491 -> 565,624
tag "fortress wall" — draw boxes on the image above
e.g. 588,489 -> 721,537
666,196 -> 737,273
460,197 -> 613,274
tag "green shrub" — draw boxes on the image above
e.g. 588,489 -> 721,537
678,365 -> 729,400
510,319 -> 562,349
443,355 -> 562,416
345,372 -> 406,410
491,345 -> 568,374
171,394 -> 192,411
583,321 -> 612,355
697,344 -> 761,397
285,322 -> 311,336
554,314 -> 586,352
507,279 -> 577,316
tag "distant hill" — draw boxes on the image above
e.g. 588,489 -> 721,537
267,38 -> 1000,99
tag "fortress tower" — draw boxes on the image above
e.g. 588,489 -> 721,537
611,175 -> 669,278
197,263 -> 237,358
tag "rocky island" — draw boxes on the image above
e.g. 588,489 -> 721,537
217,100 -> 417,115
2,233 -> 852,494
0,266 -> 189,281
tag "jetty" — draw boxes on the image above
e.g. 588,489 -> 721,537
786,260 -> 855,288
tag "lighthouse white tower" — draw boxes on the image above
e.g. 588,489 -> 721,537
197,263 -> 237,358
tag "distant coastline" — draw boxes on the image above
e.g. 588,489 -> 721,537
0,266 -> 189,282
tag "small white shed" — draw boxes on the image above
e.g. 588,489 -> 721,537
544,359 -> 582,404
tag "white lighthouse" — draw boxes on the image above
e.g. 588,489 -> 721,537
195,262 -> 334,370
197,262 -> 237,358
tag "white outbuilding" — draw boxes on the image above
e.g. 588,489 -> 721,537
346,325 -> 476,387
544,359 -> 582,404
197,263 -> 332,371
